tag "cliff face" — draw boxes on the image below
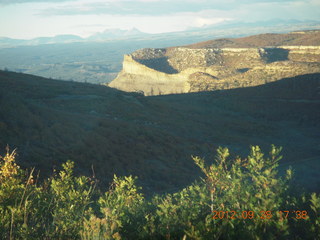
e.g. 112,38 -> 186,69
109,34 -> 320,95
109,54 -> 190,95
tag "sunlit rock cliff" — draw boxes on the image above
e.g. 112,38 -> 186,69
109,31 -> 320,96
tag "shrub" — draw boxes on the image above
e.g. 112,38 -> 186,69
0,148 -> 40,239
82,175 -> 145,240
47,160 -> 95,239
0,149 -> 95,239
0,145 -> 319,239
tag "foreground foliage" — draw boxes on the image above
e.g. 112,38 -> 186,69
0,145 -> 319,239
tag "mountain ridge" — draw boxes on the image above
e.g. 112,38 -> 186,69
185,30 -> 320,48
1,20 -> 320,49
0,28 -> 148,48
109,30 -> 320,96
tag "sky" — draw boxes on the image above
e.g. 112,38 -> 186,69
0,0 -> 319,39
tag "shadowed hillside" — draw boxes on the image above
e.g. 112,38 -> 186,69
0,70 -> 319,193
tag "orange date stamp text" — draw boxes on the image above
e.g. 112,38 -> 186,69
212,210 -> 309,220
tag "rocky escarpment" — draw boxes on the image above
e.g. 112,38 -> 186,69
109,34 -> 320,95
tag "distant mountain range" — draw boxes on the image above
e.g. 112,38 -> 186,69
0,28 -> 148,48
1,19 -> 320,48
0,35 -> 82,48
87,28 -> 148,41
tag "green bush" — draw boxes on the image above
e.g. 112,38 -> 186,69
81,175 -> 146,240
0,145 -> 319,239
0,149 -> 95,239
0,148 -> 40,239
48,160 -> 95,239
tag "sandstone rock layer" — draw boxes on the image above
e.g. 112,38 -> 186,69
109,31 -> 320,96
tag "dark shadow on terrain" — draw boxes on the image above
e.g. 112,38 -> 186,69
151,73 -> 320,193
156,72 -> 320,101
0,70 -> 319,194
136,57 -> 179,74
219,72 -> 320,100
260,48 -> 289,63
237,68 -> 250,73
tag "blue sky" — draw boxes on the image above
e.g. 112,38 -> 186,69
0,0 -> 319,39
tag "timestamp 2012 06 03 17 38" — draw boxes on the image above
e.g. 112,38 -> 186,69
212,210 -> 309,220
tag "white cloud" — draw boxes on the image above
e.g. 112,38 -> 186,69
0,0 -> 319,39
194,17 -> 228,28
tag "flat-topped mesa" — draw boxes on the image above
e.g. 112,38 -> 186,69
131,47 -> 264,71
109,45 -> 320,96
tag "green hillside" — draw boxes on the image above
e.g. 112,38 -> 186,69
0,70 -> 319,194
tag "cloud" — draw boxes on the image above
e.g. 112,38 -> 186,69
34,0 -> 307,17
37,1 -> 225,16
0,0 -> 72,4
1,0 -> 307,15
1,0 -> 318,39
235,1 -> 320,22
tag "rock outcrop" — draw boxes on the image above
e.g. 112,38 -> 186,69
109,32 -> 320,95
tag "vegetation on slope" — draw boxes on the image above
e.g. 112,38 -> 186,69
0,70 -> 319,194
0,146 -> 319,239
185,30 -> 320,49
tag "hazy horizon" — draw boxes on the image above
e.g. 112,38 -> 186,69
0,0 -> 320,39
